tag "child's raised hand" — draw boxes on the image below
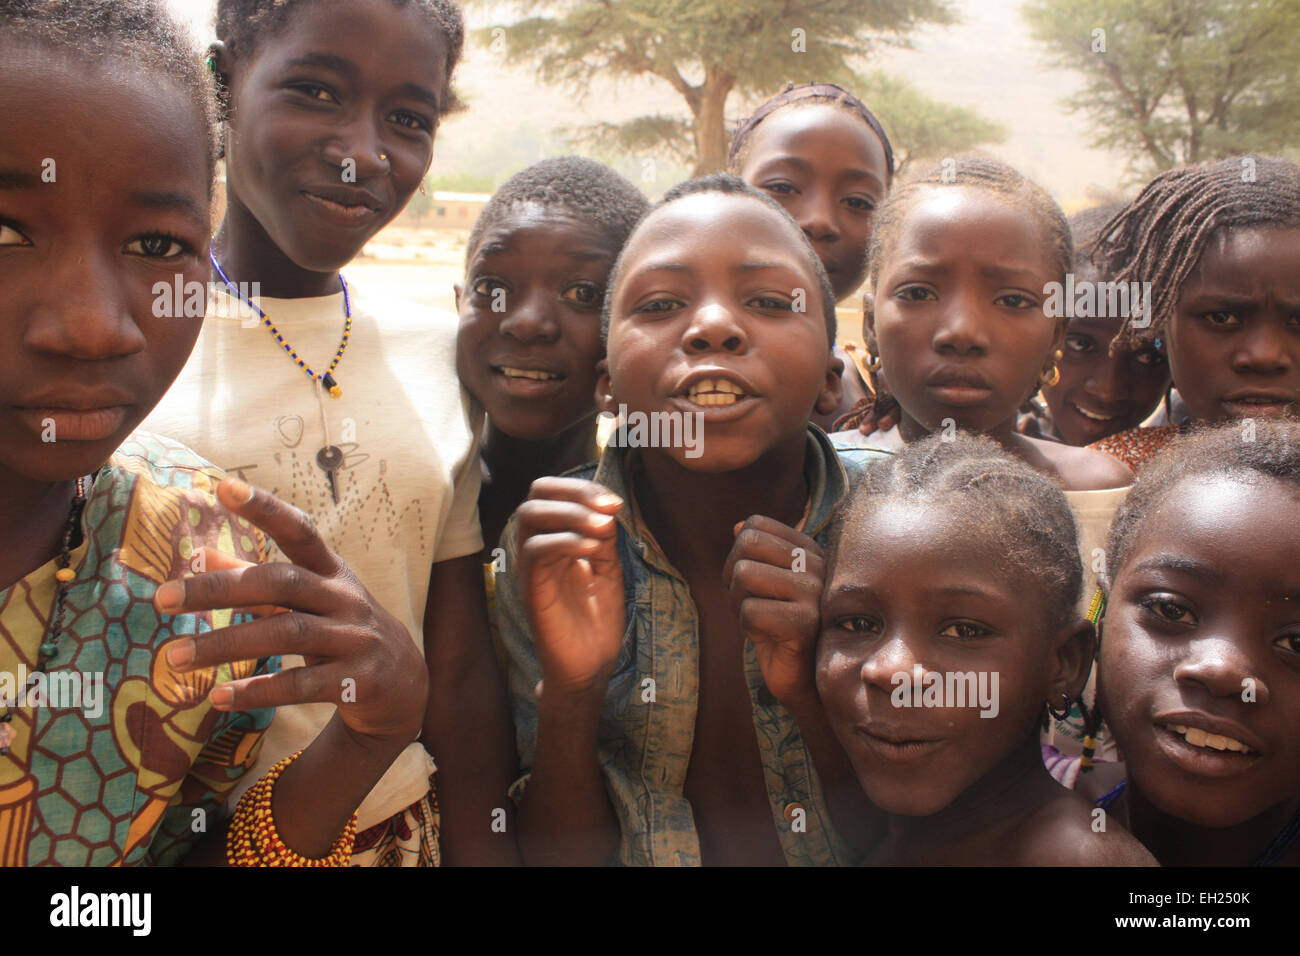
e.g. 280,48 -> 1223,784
153,478 -> 427,747
515,477 -> 625,697
725,515 -> 826,706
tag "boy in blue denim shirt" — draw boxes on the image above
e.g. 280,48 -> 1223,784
493,175 -> 889,865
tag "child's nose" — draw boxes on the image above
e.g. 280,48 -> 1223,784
860,636 -> 921,691
1084,356 -> 1124,402
498,290 -> 560,344
321,117 -> 391,178
683,302 -> 747,354
1173,634 -> 1270,704
931,295 -> 990,356
798,192 -> 839,244
1232,319 -> 1294,376
23,245 -> 147,360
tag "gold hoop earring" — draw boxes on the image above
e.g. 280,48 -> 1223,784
866,352 -> 882,372
1040,348 -> 1063,388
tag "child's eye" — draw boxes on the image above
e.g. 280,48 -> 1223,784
389,110 -> 430,132
748,294 -> 793,311
632,298 -> 683,315
124,234 -> 188,259
561,282 -> 603,308
895,285 -> 935,302
996,292 -> 1039,309
1064,333 -> 1095,354
1133,347 -> 1167,367
1139,596 -> 1197,625
0,222 -> 32,247
843,196 -> 876,213
471,277 -> 507,298
761,181 -> 797,196
291,83 -> 338,103
1273,632 -> 1300,656
836,615 -> 880,635
939,620 -> 992,640
1204,310 -> 1240,328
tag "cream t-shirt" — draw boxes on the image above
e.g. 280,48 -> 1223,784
142,281 -> 483,827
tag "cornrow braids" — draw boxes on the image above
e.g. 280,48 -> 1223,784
1,0 -> 217,190
465,157 -> 650,272
828,431 -> 1083,630
601,172 -> 837,347
1068,201 -> 1126,274
727,81 -> 896,179
866,154 -> 1073,291
215,0 -> 465,116
1092,156 -> 1300,353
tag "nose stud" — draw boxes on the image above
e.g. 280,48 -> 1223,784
379,152 -> 388,161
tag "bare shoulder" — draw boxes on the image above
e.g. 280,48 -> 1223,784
1015,790 -> 1157,867
1028,437 -> 1135,491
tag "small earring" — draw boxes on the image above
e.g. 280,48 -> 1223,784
379,152 -> 388,162
419,181 -> 428,196
1046,694 -> 1072,721
866,352 -> 882,372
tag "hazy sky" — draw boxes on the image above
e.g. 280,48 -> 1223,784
168,0 -> 1131,204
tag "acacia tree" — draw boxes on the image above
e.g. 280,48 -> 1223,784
473,0 -> 958,175
1023,0 -> 1300,176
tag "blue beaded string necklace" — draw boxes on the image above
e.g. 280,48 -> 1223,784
209,251 -> 351,398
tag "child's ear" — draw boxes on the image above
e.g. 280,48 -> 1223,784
1049,618 -> 1097,705
815,349 -> 845,416
595,358 -> 616,415
453,282 -> 462,311
861,291 -> 878,355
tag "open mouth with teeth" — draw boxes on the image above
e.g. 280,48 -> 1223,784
684,378 -> 748,407
1162,723 -> 1257,755
1070,402 -> 1120,423
495,366 -> 564,382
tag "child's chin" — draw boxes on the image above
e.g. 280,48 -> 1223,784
863,783 -> 957,818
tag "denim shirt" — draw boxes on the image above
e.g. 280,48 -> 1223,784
495,426 -> 890,866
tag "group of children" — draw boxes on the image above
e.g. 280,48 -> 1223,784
1,0 -> 1297,867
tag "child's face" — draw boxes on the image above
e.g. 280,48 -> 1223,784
1165,225 -> 1300,424
1099,475 -> 1300,828
602,193 -> 839,473
455,204 -> 614,440
1044,261 -> 1170,445
0,48 -> 211,483
817,502 -> 1070,816
869,189 -> 1063,437
737,104 -> 889,302
220,0 -> 447,272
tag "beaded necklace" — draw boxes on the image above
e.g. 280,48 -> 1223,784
209,252 -> 352,398
0,473 -> 92,755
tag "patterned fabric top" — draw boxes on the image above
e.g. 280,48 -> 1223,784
494,426 -> 891,867
1089,425 -> 1180,472
0,432 -> 275,866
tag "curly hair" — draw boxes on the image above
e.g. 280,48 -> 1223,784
465,157 -> 650,271
215,0 -> 465,116
2,0 -> 217,189
828,431 -> 1083,630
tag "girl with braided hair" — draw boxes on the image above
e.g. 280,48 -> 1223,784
1089,156 -> 1300,471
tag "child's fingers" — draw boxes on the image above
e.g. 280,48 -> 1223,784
726,559 -> 818,618
189,547 -> 285,617
724,522 -> 824,583
736,596 -> 821,646
516,499 -> 620,542
162,612 -> 351,673
519,531 -> 608,572
216,478 -> 341,578
526,476 -> 624,513
154,562 -> 340,618
208,665 -> 346,712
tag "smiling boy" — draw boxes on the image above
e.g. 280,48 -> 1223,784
493,175 -> 888,866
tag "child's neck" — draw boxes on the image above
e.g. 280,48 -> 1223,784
634,432 -> 809,574
878,734 -> 1059,863
212,195 -> 344,300
899,410 -> 1043,467
1127,784 -> 1300,866
0,471 -> 79,590
481,414 -> 596,488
